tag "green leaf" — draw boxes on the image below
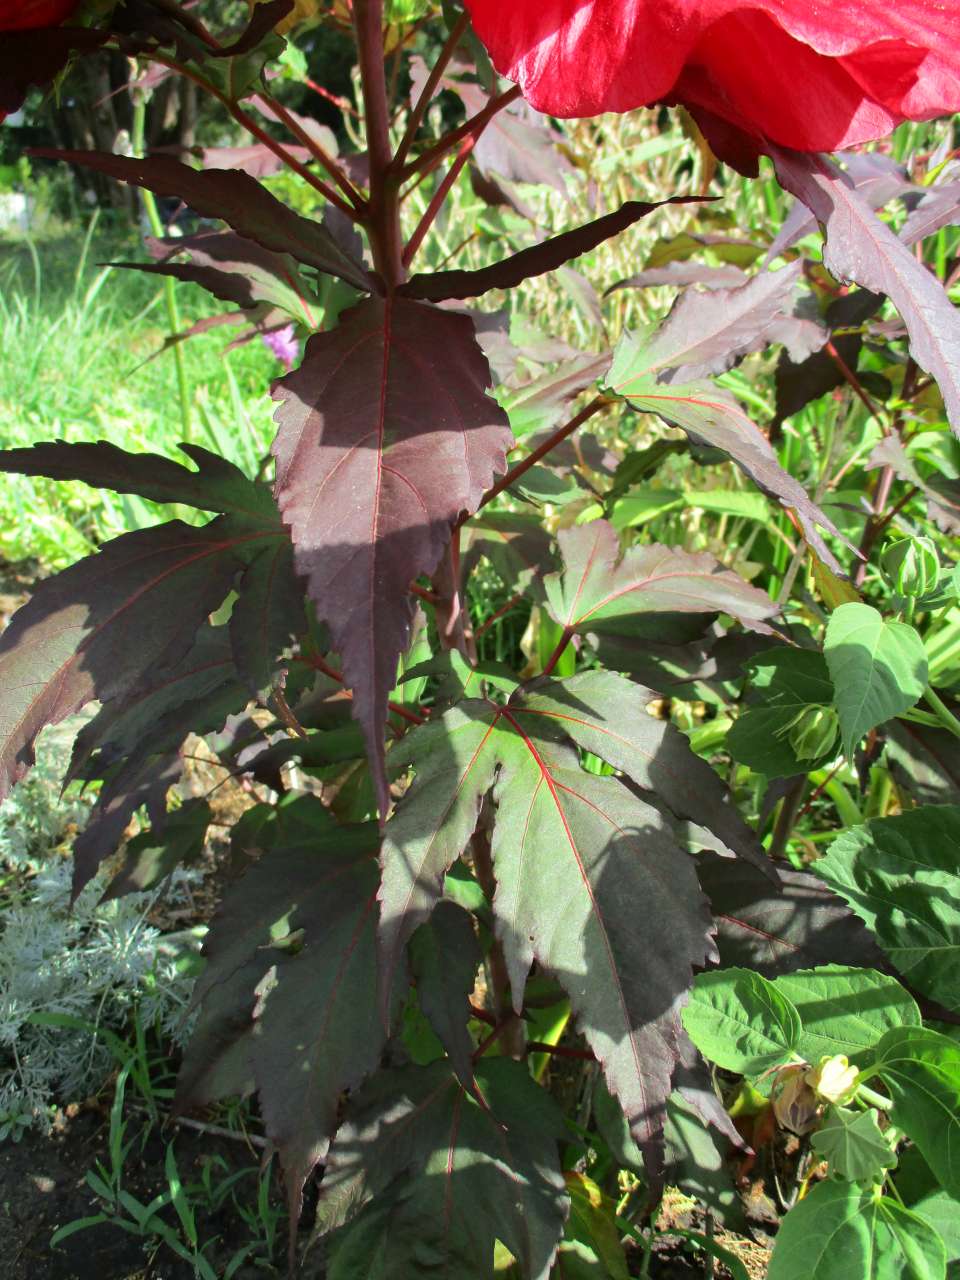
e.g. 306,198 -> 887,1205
682,968 -> 802,1075
896,1148 -> 960,1262
317,1061 -> 568,1280
872,1027 -> 960,1199
768,1180 -> 946,1280
816,808 -> 960,1013
564,1171 -> 630,1280
811,1107 -> 896,1182
381,697 -> 715,1158
824,604 -> 928,758
727,648 -> 838,779
771,966 -> 921,1062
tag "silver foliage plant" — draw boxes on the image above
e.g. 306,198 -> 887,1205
0,724 -> 199,1140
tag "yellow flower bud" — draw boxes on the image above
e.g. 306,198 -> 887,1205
806,1054 -> 858,1105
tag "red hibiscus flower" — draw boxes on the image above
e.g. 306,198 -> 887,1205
463,1 -> 960,168
0,0 -> 80,30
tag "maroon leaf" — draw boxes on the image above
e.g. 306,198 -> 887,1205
102,797 -> 211,900
316,1060 -> 568,1280
771,147 -> 960,440
774,289 -> 884,428
0,518 -> 262,803
500,351 -> 610,437
176,819 -> 399,1223
73,753 -> 182,896
272,298 -> 512,814
544,521 -> 777,635
196,143 -> 313,178
409,901 -> 482,1093
0,440 -> 274,519
900,182 -> 960,246
515,671 -> 770,871
886,718 -> 960,807
112,231 -> 322,326
695,852 -> 883,977
248,93 -> 338,157
30,150 -> 372,292
606,262 -> 748,294
765,151 -> 915,264
461,511 -> 556,600
229,540 -> 307,696
638,263 -> 819,384
604,339 -> 849,572
380,699 -> 716,1164
400,200 -> 695,303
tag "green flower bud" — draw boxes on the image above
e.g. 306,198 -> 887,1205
782,705 -> 840,761
881,537 -> 939,598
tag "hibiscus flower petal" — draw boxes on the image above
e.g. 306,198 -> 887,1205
463,0 -> 960,154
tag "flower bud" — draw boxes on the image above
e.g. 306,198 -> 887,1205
881,537 -> 939,598
772,1065 -> 820,1135
806,1054 -> 859,1105
784,705 -> 839,761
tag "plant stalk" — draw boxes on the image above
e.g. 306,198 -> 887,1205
354,0 -> 405,287
923,685 -> 960,740
131,92 -> 191,442
472,822 -> 526,1059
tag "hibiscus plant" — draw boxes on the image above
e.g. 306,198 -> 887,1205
2,1 -> 960,1276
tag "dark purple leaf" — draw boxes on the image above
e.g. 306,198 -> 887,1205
126,230 -> 323,323
515,670 -> 770,870
381,700 -> 716,1162
316,1060 -> 568,1280
901,182 -> 960,246
885,718 -> 960,807
409,901 -> 482,1092
695,852 -> 883,977
637,263 -> 817,384
229,540 -> 307,696
606,262 -> 748,294
0,518 -> 265,803
73,752 -> 182,895
102,798 -> 211,900
461,511 -> 556,600
765,151 -> 915,263
771,148 -> 960,440
272,297 -> 511,815
400,200 -> 696,303
0,440 -> 274,519
196,143 -> 312,178
247,93 -> 338,156
30,150 -> 372,292
176,819 -> 398,1222
544,521 -> 777,635
448,78 -> 574,196
774,289 -> 885,427
216,0 -> 293,56
604,339 -> 849,572
501,351 -> 609,437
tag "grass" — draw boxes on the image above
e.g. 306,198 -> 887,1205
0,216 -> 282,568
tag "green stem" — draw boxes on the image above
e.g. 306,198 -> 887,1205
130,94 -> 191,442
922,685 -> 960,740
855,1082 -> 892,1111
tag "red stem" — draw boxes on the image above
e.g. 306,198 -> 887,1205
402,134 -> 475,267
354,0 -> 405,287
540,626 -> 575,678
295,654 -> 426,725
464,395 -> 608,521
401,85 -> 522,181
255,92 -> 366,210
148,54 -> 359,220
475,593 -> 524,640
825,339 -> 883,421
394,11 -> 469,169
